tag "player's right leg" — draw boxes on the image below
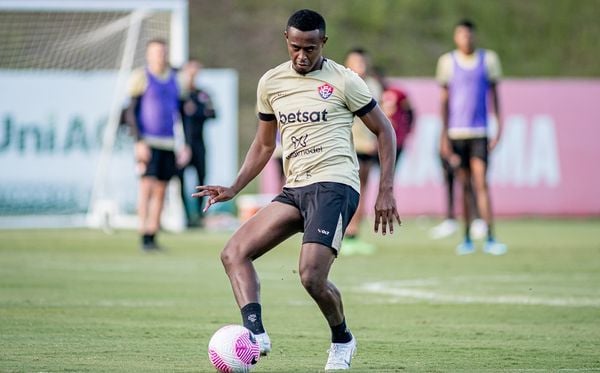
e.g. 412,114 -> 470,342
138,176 -> 153,249
430,156 -> 459,239
455,166 -> 476,255
220,201 -> 303,354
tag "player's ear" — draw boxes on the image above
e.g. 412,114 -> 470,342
322,35 -> 328,45
284,30 -> 288,40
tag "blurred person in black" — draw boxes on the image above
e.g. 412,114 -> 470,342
178,58 -> 216,227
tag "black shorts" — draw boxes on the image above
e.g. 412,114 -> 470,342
144,147 -> 177,181
451,138 -> 488,169
272,182 -> 359,255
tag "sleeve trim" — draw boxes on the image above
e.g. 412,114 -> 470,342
258,112 -> 276,121
354,99 -> 377,117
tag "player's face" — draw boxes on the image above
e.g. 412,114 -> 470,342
285,27 -> 327,74
146,42 -> 168,72
454,26 -> 475,54
344,52 -> 368,78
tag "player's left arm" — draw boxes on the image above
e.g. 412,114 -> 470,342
488,82 -> 501,151
359,105 -> 401,235
487,50 -> 503,151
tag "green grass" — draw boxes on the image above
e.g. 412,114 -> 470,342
1,219 -> 600,372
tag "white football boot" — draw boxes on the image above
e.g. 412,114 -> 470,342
325,336 -> 356,370
254,332 -> 271,356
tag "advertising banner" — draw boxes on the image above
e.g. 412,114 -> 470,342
261,79 -> 600,216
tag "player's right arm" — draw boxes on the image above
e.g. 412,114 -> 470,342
436,54 -> 454,163
193,118 -> 277,211
126,69 -> 151,164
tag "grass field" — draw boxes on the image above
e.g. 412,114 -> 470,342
1,218 -> 599,372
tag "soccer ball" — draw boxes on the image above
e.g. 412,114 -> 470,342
208,325 -> 260,373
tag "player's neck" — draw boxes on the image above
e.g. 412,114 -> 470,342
148,65 -> 168,76
457,47 -> 476,56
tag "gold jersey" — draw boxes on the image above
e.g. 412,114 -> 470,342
257,59 -> 375,193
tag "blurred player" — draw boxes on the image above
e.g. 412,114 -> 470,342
126,39 -> 190,251
193,9 -> 400,370
342,48 -> 384,255
377,71 -> 414,170
436,19 -> 507,255
178,58 -> 216,228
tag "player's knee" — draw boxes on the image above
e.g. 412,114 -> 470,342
220,237 -> 252,268
299,268 -> 326,295
220,242 -> 242,269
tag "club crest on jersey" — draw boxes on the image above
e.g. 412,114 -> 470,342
318,83 -> 334,99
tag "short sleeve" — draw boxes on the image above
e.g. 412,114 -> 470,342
127,68 -> 147,97
344,69 -> 375,114
485,50 -> 502,82
256,74 -> 274,119
436,53 -> 452,86
176,70 -> 190,99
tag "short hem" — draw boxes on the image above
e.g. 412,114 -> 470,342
301,240 -> 339,257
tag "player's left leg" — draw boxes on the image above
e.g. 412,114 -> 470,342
192,145 -> 207,225
146,179 -> 167,247
299,245 -> 356,370
470,139 -> 507,255
297,182 -> 358,369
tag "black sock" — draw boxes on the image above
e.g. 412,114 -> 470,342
142,234 -> 154,245
330,319 -> 352,343
241,303 -> 265,334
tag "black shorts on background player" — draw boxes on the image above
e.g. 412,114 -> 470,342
144,147 -> 177,181
451,137 -> 488,168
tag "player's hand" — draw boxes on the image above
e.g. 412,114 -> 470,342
373,190 -> 401,235
184,100 -> 197,116
176,145 -> 192,168
192,185 -> 236,212
448,153 -> 461,169
488,136 -> 500,152
439,137 -> 452,160
135,141 -> 150,163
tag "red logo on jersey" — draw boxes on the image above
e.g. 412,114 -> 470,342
318,83 -> 334,99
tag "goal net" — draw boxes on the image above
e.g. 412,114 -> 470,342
0,0 -> 188,230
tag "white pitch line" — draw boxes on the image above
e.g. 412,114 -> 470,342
358,280 -> 600,307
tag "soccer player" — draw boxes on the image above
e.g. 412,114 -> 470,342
436,19 -> 507,255
178,58 -> 216,228
126,39 -> 190,251
193,9 -> 400,370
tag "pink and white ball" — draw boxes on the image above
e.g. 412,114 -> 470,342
208,325 -> 260,373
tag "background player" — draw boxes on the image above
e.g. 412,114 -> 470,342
436,19 -> 507,255
126,39 -> 190,251
178,58 -> 216,228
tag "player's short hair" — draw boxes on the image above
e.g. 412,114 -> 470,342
147,38 -> 168,48
346,47 -> 368,57
287,9 -> 326,37
456,19 -> 476,31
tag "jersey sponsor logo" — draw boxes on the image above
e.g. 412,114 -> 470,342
286,146 -> 323,159
278,109 -> 328,125
318,83 -> 334,99
285,134 -> 323,159
291,134 -> 308,149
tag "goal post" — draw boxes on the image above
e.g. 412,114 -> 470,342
0,0 -> 189,230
